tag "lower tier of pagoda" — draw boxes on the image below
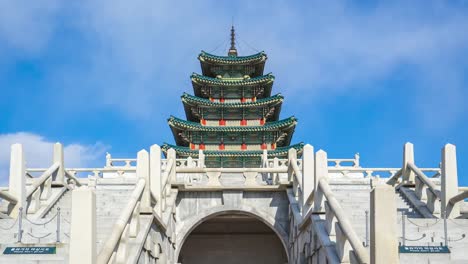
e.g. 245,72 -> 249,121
162,143 -> 304,168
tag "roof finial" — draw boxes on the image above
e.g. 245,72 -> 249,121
228,25 -> 238,57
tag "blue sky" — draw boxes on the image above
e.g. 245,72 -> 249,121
0,0 -> 467,186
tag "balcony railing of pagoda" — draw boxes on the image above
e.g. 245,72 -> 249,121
386,143 -> 463,219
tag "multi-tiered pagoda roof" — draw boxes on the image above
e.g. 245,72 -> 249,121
163,27 -> 303,167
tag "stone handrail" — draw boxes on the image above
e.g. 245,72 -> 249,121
316,178 -> 370,263
105,152 -> 136,167
25,162 -> 60,214
328,153 -> 360,168
64,170 -> 83,187
26,163 -> 59,198
449,190 -> 468,206
407,162 -> 441,197
331,167 -> 402,178
97,178 -> 146,264
65,167 -> 136,178
0,190 -> 18,204
160,157 -> 174,212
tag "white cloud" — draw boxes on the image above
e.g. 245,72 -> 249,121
0,132 -> 108,186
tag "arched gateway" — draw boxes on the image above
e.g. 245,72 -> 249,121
174,192 -> 291,263
177,210 -> 288,264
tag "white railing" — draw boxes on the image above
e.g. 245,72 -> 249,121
284,145 -> 371,263
97,178 -> 146,264
328,153 -> 360,168
25,162 -> 59,214
315,178 -> 369,263
105,152 -> 137,168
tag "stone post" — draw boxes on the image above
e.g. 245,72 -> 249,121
137,149 -> 151,213
9,144 -> 26,218
302,144 -> 314,214
198,149 -> 205,168
167,148 -> 176,183
53,142 -> 65,185
262,149 -> 268,168
69,187 -> 96,264
402,142 -> 415,184
313,149 -> 327,213
370,185 -> 398,264
150,145 -> 162,215
441,144 -> 460,218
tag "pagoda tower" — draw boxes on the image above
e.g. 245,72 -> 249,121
162,27 -> 303,167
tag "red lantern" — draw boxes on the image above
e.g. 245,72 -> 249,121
240,119 -> 247,126
241,143 -> 247,150
219,119 -> 226,126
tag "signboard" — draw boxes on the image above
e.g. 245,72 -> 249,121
3,247 -> 56,255
399,246 -> 450,254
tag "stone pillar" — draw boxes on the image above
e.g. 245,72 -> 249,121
137,149 -> 151,213
441,144 -> 460,218
198,149 -> 205,168
9,144 -> 26,218
150,145 -> 162,215
370,185 -> 398,264
313,150 -> 327,213
167,148 -> 176,183
53,142 -> 65,185
69,187 -> 96,264
302,144 -> 314,213
402,142 -> 415,184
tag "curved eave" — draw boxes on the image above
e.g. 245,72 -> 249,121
181,93 -> 283,108
168,116 -> 297,132
162,142 -> 304,158
191,73 -> 274,87
198,51 -> 267,65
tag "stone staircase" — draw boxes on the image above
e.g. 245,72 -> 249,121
0,185 -> 156,263
330,182 -> 468,263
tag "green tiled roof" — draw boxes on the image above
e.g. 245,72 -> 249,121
168,116 -> 297,132
198,51 -> 267,64
181,93 -> 283,108
162,142 -> 304,157
191,73 -> 274,86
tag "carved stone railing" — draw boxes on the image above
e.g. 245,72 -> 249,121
105,152 -> 137,168
386,143 -> 462,219
25,163 -> 59,214
1,143 -> 67,217
286,145 -> 370,263
328,153 -> 360,168
315,178 -> 370,263
96,178 -> 146,264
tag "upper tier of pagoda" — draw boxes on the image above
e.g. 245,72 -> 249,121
191,73 -> 274,99
164,26 -> 302,167
198,51 -> 267,78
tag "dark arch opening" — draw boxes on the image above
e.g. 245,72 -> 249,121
178,213 -> 288,264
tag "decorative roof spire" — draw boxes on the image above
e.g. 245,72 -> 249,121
228,25 -> 238,57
